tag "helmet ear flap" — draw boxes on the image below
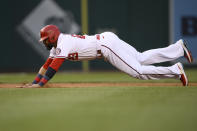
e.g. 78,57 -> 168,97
47,30 -> 52,42
47,30 -> 55,43
51,35 -> 55,41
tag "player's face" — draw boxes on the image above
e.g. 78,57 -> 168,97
43,38 -> 53,50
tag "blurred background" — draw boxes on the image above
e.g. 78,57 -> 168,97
0,0 -> 196,72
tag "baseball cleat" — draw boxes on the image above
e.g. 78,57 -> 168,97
180,39 -> 193,63
177,62 -> 188,86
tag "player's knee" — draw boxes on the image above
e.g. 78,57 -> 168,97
135,74 -> 145,80
133,68 -> 148,80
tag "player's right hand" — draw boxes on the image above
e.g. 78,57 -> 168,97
17,83 -> 33,88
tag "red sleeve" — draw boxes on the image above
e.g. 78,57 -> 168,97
38,58 -> 65,86
43,58 -> 53,69
49,58 -> 65,71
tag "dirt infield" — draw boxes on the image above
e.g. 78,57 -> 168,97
0,82 -> 197,88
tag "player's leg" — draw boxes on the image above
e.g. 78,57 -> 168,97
101,44 -> 179,79
137,39 -> 192,65
138,62 -> 188,86
100,34 -> 188,85
101,45 -> 187,85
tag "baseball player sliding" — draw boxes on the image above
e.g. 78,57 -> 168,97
22,25 -> 193,88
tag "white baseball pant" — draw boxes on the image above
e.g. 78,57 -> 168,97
98,32 -> 184,80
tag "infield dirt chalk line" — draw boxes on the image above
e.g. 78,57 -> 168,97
0,83 -> 197,88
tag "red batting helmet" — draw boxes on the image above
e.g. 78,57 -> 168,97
39,25 -> 60,43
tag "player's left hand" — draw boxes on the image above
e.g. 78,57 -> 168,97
28,84 -> 41,88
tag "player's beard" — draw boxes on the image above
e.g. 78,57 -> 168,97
46,44 -> 53,50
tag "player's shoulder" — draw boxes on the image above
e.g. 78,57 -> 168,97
57,33 -> 73,44
57,34 -> 75,50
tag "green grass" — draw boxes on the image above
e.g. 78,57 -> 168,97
0,87 -> 197,131
0,69 -> 197,83
0,69 -> 197,131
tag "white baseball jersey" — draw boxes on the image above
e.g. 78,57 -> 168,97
49,32 -> 185,80
49,33 -> 101,61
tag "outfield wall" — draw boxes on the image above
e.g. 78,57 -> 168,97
170,0 -> 197,64
0,0 -> 171,72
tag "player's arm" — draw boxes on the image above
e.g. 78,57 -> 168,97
32,58 -> 53,84
37,58 -> 65,87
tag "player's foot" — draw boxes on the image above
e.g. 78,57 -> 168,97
180,39 -> 193,63
177,62 -> 188,86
